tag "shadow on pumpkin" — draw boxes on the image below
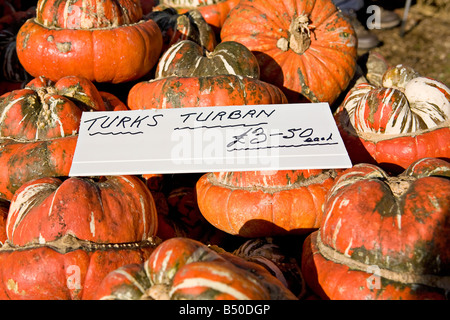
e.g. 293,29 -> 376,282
251,51 -> 311,104
438,157 -> 450,165
335,107 -> 377,166
237,219 -> 318,238
378,162 -> 409,176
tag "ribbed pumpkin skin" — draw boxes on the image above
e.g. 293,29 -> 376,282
94,237 -> 298,300
155,40 -> 259,79
0,242 -> 156,300
16,0 -> 162,83
156,40 -> 259,79
301,158 -> 450,300
196,169 -> 339,237
36,0 -> 143,29
335,65 -> 450,173
0,76 -> 125,200
128,75 -> 287,109
6,175 -> 158,246
220,0 -> 357,104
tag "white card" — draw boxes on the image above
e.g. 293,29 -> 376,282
69,103 -> 352,176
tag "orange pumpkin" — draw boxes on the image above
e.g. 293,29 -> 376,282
128,39 -> 287,109
6,175 -> 158,245
16,0 -> 163,83
196,169 -> 340,237
220,0 -> 357,104
0,237 -> 158,300
0,174 -> 160,300
94,237 -> 297,300
0,76 -> 126,200
301,158 -> 450,300
335,64 -> 450,174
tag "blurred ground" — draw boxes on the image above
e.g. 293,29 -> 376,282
359,0 -> 450,86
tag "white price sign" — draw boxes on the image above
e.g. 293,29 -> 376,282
68,103 -> 352,176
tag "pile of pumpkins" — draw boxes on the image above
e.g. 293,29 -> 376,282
0,0 -> 449,300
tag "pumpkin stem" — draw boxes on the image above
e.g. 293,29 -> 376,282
36,87 -> 56,129
277,14 -> 311,54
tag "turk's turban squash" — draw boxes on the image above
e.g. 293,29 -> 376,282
16,0 -> 163,83
196,169 -> 340,237
220,0 -> 357,104
0,175 -> 159,300
335,64 -> 450,174
301,158 -> 450,300
94,237 -> 298,300
127,39 -> 287,109
0,75 -> 126,200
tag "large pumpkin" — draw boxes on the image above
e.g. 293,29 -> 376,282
16,0 -> 163,83
301,157 -> 450,300
6,175 -> 158,245
335,64 -> 450,174
220,0 -> 357,104
196,169 -> 340,237
127,39 -> 287,109
0,174 -> 159,300
0,75 -> 126,200
94,237 -> 298,300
